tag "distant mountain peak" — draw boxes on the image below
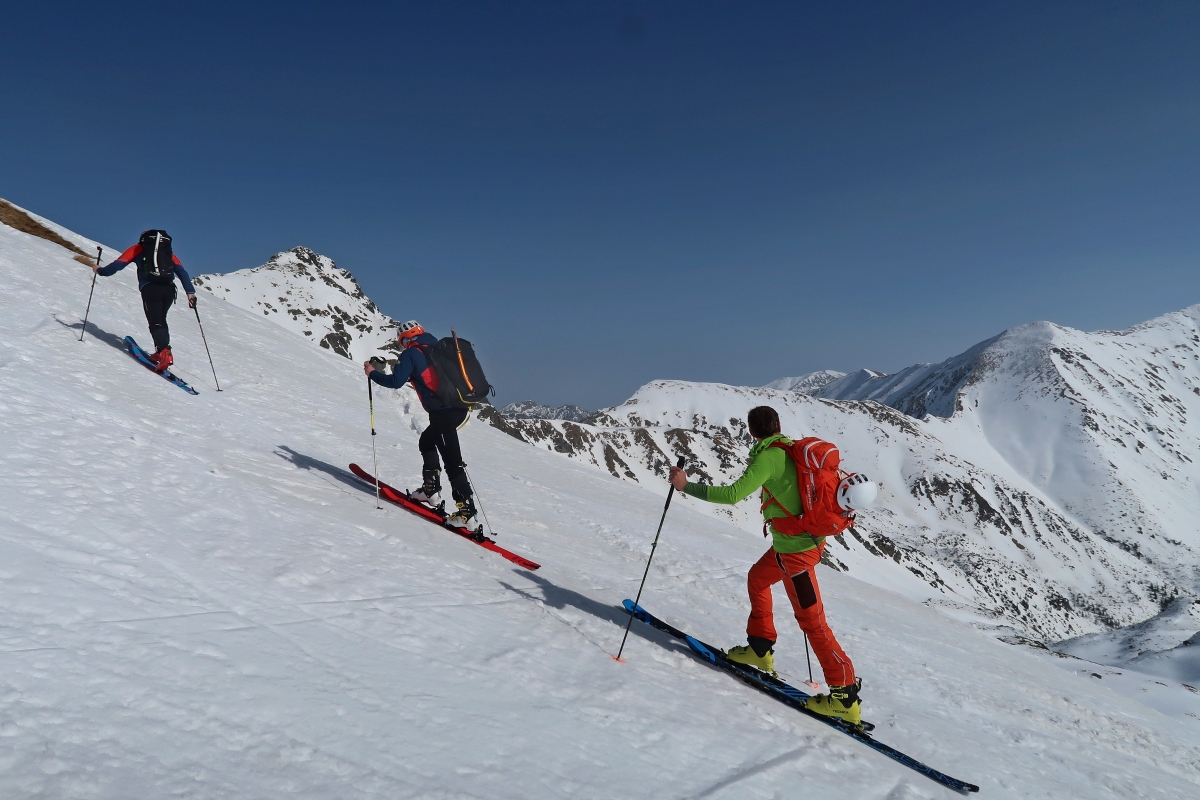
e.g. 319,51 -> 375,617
259,247 -> 370,301
194,247 -> 399,361
762,370 -> 847,394
500,400 -> 594,422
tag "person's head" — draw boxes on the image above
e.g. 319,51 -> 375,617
397,320 -> 424,348
747,406 -> 781,440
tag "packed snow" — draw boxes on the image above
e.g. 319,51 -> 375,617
2,202 -> 1199,798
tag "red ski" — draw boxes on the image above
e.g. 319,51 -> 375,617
349,463 -> 540,571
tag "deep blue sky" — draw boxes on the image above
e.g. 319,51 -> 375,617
3,2 -> 1198,408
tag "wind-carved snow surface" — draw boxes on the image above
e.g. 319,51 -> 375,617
1056,597 -> 1200,682
193,246 -> 400,362
4,204 -> 1200,798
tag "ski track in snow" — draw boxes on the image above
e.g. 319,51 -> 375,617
1,215 -> 1199,798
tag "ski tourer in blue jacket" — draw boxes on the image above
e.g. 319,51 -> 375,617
365,330 -> 452,412
363,321 -> 477,524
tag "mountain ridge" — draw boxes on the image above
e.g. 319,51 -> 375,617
3,203 -> 1199,796
175,238 -> 1200,652
499,400 -> 594,422
193,246 -> 401,362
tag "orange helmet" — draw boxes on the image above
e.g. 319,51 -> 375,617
397,320 -> 424,343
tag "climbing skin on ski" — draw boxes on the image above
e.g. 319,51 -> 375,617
349,464 -> 539,570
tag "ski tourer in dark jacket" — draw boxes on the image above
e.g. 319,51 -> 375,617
364,321 -> 476,525
93,230 -> 196,372
365,330 -> 451,413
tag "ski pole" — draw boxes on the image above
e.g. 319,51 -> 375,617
367,377 -> 381,509
463,464 -> 494,537
803,633 -> 818,691
79,246 -> 102,342
615,455 -> 687,661
192,302 -> 222,391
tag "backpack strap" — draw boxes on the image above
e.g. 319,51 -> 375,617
758,440 -> 807,532
759,485 -> 798,520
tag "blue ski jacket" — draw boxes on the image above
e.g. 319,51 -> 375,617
369,332 -> 452,412
98,242 -> 196,294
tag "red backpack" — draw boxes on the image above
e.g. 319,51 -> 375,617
760,437 -> 854,538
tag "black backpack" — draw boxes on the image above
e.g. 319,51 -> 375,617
423,331 -> 494,408
139,230 -> 176,284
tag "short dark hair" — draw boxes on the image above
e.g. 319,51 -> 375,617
747,406 -> 781,439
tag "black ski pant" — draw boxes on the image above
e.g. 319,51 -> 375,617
141,283 -> 176,351
420,407 -> 471,502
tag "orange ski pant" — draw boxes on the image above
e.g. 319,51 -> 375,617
746,545 -> 855,687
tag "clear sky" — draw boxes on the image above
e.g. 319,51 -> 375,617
3,1 -> 1198,408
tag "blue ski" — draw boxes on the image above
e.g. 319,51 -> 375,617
124,336 -> 199,395
622,600 -> 979,795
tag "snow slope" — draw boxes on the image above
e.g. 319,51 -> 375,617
3,205 -> 1200,798
193,246 -> 401,362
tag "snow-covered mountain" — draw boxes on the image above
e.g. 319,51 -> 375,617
481,380 -> 1184,643
187,229 -> 1200,656
762,369 -> 848,394
482,311 -> 1200,658
500,399 -> 594,422
178,225 -> 1200,663
810,315 -> 1200,588
193,246 -> 400,362
3,201 -> 1200,797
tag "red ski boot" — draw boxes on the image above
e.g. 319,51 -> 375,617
151,346 -> 173,373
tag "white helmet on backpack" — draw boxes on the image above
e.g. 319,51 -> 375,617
837,473 -> 878,511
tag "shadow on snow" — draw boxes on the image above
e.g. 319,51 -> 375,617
500,570 -> 685,655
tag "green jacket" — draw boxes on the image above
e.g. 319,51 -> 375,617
682,434 -> 823,554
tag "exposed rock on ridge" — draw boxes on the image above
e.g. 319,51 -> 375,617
480,307 -> 1200,646
500,400 -> 594,422
194,247 -> 400,362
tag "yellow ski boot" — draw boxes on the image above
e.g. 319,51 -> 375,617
805,678 -> 862,726
725,644 -> 777,677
